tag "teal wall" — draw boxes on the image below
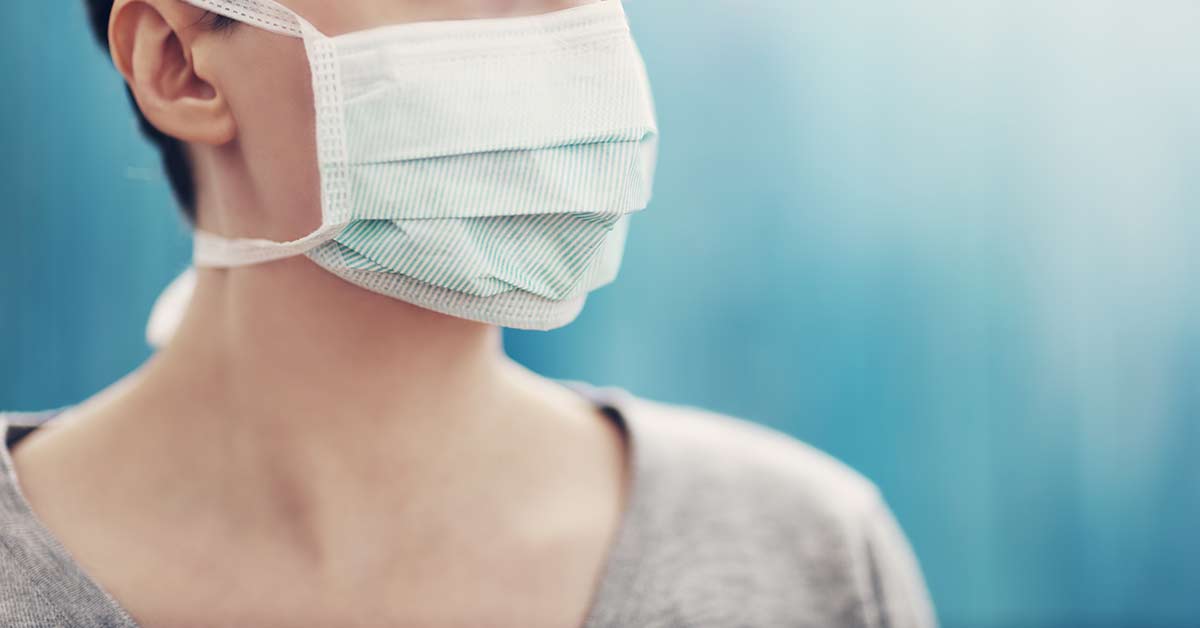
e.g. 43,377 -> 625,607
3,3 -> 1199,627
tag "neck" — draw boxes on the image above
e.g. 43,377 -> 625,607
157,258 -> 513,429
105,256 -> 614,561
14,255 -> 627,581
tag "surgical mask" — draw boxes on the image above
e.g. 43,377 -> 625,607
166,0 -> 658,333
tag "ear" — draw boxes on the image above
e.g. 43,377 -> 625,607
109,0 -> 237,146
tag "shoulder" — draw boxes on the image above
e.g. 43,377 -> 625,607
0,413 -> 65,623
602,388 -> 938,627
620,392 -> 884,522
2,410 -> 61,451
0,413 -> 139,627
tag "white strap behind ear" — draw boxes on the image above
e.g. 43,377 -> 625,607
146,267 -> 196,349
193,224 -> 344,268
178,0 -> 304,38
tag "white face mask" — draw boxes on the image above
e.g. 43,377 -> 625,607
158,0 -> 658,337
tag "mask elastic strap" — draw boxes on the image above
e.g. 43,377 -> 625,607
193,224 -> 343,268
177,0 -> 305,38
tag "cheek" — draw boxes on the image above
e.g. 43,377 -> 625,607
284,0 -> 603,35
221,35 -> 323,239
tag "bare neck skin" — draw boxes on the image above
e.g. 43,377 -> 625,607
9,214 -> 629,620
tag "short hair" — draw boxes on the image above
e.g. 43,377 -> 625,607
83,0 -> 236,223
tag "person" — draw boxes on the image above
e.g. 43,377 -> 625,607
0,0 -> 938,626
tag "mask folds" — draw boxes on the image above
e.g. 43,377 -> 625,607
166,0 -> 658,332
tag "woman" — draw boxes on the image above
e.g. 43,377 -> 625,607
1,0 -> 937,626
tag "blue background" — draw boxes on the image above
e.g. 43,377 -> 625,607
3,2 -> 1199,627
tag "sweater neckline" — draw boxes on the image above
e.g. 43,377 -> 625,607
0,380 -> 650,628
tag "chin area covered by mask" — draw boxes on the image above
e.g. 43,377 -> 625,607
146,0 -> 658,343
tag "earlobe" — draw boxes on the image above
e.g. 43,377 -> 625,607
110,0 -> 237,146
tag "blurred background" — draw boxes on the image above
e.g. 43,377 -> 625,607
2,2 -> 1198,627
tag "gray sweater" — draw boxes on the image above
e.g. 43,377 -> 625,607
1,382 -> 937,627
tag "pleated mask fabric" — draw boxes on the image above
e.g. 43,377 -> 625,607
169,0 -> 658,332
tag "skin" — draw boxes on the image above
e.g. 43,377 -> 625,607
11,0 -> 629,626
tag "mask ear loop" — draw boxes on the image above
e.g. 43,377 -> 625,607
176,0 -> 306,38
173,0 -> 342,268
193,224 -> 345,267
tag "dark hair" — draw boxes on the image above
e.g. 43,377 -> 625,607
84,0 -> 236,223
